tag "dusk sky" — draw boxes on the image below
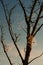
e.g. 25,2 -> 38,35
0,0 -> 43,65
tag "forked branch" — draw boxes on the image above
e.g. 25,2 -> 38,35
0,0 -> 23,63
28,0 -> 38,23
9,3 -> 17,17
31,4 -> 43,35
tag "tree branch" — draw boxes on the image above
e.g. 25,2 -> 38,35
28,0 -> 38,23
33,24 -> 43,36
7,21 -> 24,63
9,5 -> 16,16
18,0 -> 28,25
9,3 -> 17,17
31,4 -> 43,35
28,52 -> 43,64
0,0 -> 24,63
39,16 -> 43,19
1,27 -> 13,65
0,0 -> 8,22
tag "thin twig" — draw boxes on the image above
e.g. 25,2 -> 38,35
28,52 -> 43,64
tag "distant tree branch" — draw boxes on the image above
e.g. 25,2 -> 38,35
33,24 -> 43,36
0,0 -> 24,63
9,2 -> 18,17
9,5 -> 16,17
1,27 -> 13,65
28,52 -> 43,64
31,4 -> 43,35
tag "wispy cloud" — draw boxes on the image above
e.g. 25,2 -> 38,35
5,42 -> 43,61
32,37 -> 37,46
5,43 -> 14,52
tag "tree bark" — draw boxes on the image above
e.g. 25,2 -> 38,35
23,25 -> 32,65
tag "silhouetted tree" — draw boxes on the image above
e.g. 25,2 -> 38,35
0,0 -> 43,65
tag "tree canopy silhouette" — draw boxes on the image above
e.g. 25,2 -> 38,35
0,0 -> 43,65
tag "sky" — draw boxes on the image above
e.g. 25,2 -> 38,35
0,0 -> 43,65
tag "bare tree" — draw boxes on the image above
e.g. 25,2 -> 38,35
0,0 -> 43,65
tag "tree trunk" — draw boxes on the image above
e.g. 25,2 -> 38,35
23,25 -> 32,65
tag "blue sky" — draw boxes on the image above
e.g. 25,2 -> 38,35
0,0 -> 43,65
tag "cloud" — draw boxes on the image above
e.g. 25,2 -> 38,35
32,37 -> 37,46
5,42 -> 43,61
8,45 -> 25,58
5,42 -> 25,58
5,43 -> 14,52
